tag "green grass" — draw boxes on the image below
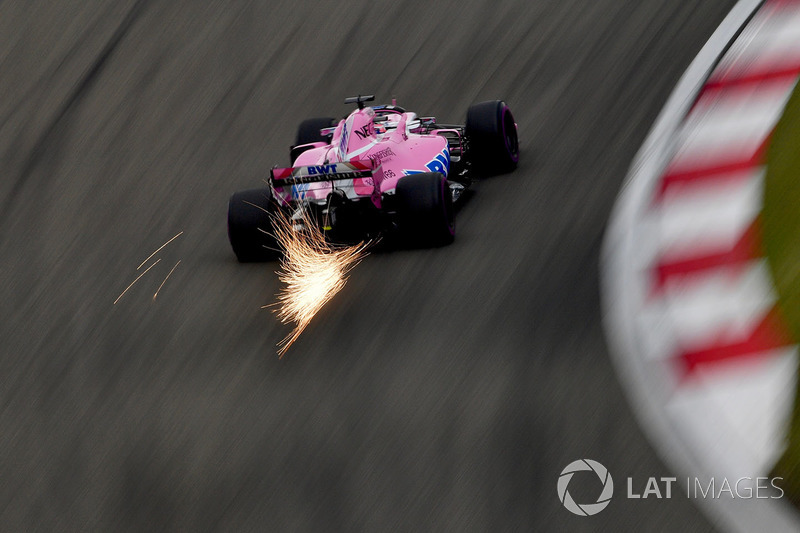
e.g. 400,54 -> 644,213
763,80 -> 800,507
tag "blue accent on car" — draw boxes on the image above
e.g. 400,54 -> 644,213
291,184 -> 309,199
402,147 -> 450,176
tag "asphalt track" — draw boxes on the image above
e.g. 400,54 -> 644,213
0,1 -> 737,531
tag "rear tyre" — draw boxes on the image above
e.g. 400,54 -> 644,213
465,100 -> 519,174
227,188 -> 281,262
292,117 -> 337,162
395,172 -> 455,247
295,117 -> 337,146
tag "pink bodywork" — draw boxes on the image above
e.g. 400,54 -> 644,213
271,106 -> 450,208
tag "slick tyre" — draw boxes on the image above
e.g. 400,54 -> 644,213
395,172 -> 455,247
292,117 -> 337,162
296,117 -> 337,146
227,188 -> 281,262
465,100 -> 519,174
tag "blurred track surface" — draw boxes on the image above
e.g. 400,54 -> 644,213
0,1 -> 735,530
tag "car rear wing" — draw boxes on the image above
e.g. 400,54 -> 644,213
270,161 -> 373,186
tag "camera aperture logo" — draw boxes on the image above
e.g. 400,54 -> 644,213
557,459 -> 614,516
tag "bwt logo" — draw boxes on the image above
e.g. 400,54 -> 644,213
307,164 -> 338,175
557,459 -> 614,516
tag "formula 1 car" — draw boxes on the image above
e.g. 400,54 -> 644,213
228,95 -> 518,261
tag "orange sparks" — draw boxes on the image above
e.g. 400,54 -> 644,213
153,260 -> 181,301
114,258 -> 162,304
136,231 -> 183,270
116,231 -> 184,304
270,209 -> 371,357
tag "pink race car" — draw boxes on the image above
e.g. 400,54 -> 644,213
228,95 -> 518,261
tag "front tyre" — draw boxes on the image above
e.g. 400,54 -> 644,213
395,172 -> 455,247
227,188 -> 281,262
465,100 -> 519,174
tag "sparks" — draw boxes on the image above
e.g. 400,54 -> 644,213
270,209 -> 371,357
114,258 -> 162,305
136,231 -> 183,270
153,260 -> 181,301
